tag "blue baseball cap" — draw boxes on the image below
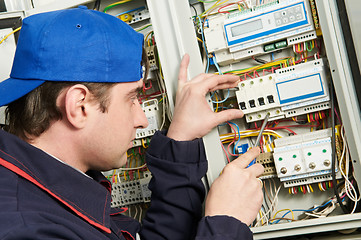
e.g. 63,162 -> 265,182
0,6 -> 144,107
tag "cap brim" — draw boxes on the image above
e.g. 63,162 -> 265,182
0,78 -> 45,107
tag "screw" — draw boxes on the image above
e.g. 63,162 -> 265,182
294,164 -> 301,171
324,159 -> 331,166
309,162 -> 316,169
281,167 -> 287,174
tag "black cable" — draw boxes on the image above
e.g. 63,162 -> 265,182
93,0 -> 101,11
190,3 -> 198,18
330,80 -> 349,214
252,56 -> 268,64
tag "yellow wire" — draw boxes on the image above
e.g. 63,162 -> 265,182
289,187 -> 292,194
318,183 -> 322,191
226,58 -> 290,75
259,210 -> 264,225
124,171 -> 127,181
142,138 -> 148,148
104,0 -> 132,13
237,3 -> 242,12
214,92 -> 219,113
309,184 -> 314,193
0,27 -> 21,45
272,209 -> 295,220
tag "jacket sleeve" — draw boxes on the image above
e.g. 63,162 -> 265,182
140,131 -> 253,240
195,216 -> 253,240
140,131 -> 208,240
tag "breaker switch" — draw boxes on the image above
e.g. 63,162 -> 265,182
267,95 -> 275,103
258,97 -> 265,106
249,99 -> 256,108
239,102 -> 247,110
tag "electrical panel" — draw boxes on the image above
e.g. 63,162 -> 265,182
168,0 -> 361,238
135,99 -> 162,139
111,172 -> 152,208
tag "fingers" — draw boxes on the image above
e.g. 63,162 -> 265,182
203,74 -> 239,94
214,109 -> 244,125
232,147 -> 261,169
178,54 -> 190,85
208,80 -> 240,92
249,164 -> 265,178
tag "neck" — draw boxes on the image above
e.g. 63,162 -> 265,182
29,122 -> 88,173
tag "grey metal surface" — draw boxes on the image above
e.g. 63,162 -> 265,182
147,0 -> 227,184
315,0 -> 361,193
253,213 -> 361,239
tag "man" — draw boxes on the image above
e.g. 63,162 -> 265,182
0,6 -> 264,240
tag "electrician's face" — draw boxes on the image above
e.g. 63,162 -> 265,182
85,80 -> 148,171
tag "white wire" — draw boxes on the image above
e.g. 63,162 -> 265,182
134,205 -> 138,220
257,184 -> 282,225
339,125 -> 360,213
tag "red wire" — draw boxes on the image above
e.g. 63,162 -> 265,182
143,80 -> 152,91
217,3 -> 239,14
227,139 -> 239,157
221,143 -> 231,163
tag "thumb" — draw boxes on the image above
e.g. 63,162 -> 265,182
214,109 -> 244,125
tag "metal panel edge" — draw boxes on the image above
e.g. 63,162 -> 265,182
252,213 -> 361,239
315,0 -> 361,193
146,0 -> 227,184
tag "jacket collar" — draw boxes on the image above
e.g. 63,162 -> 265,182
0,129 -> 112,233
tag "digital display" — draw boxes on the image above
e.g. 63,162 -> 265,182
230,19 -> 263,37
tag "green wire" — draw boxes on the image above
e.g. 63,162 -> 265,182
136,24 -> 152,32
103,1 -> 129,13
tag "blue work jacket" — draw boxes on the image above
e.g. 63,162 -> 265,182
0,130 -> 252,239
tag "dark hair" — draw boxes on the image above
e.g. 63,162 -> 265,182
5,48 -> 149,141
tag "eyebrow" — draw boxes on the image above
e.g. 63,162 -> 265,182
127,86 -> 143,97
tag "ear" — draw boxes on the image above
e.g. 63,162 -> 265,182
63,84 -> 94,129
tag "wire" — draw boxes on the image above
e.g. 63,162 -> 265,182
115,6 -> 145,17
226,121 -> 241,155
135,24 -> 152,32
103,0 -> 132,13
118,163 -> 147,171
210,56 -> 231,104
93,0 -> 101,10
271,199 -> 334,224
0,27 -> 21,45
330,80 -> 349,214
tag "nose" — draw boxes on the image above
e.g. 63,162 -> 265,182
134,99 -> 149,129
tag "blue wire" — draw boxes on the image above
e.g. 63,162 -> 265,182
271,199 -> 335,224
211,56 -> 230,104
197,16 -> 210,74
228,121 -> 241,155
115,6 -> 145,17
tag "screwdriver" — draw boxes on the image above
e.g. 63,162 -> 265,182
247,113 -> 270,167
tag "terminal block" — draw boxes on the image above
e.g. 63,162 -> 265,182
145,45 -> 158,71
257,152 -> 277,179
136,99 -> 162,139
273,129 -> 341,187
111,172 -> 152,208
